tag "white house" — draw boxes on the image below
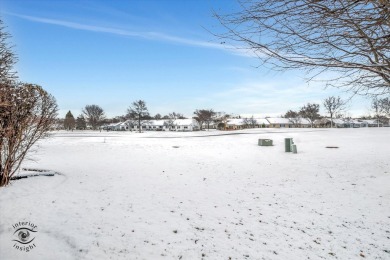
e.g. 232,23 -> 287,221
255,118 -> 270,128
344,119 -> 361,128
332,118 -> 347,128
103,122 -> 128,131
360,119 -> 383,127
288,118 -> 311,128
171,119 -> 200,131
145,120 -> 167,131
266,118 -> 292,128
226,118 -> 245,130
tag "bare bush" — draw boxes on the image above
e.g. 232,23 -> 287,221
0,83 -> 58,186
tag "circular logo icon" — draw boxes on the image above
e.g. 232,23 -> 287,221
18,230 -> 30,242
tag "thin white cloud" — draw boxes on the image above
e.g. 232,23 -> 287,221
7,12 -> 255,57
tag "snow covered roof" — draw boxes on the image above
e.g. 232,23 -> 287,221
332,118 -> 345,124
106,122 -> 122,127
174,119 -> 198,126
226,118 -> 270,126
289,118 -> 311,124
254,118 -> 270,125
345,119 -> 361,124
227,119 -> 245,126
360,119 -> 377,124
148,120 -> 165,126
266,118 -> 291,124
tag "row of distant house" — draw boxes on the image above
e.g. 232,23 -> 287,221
102,117 -> 388,131
103,119 -> 199,131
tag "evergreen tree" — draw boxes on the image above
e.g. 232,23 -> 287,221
64,110 -> 76,130
76,114 -> 87,130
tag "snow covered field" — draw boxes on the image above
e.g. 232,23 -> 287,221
1,128 -> 389,259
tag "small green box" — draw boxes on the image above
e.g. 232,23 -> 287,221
285,138 -> 293,152
258,139 -> 273,146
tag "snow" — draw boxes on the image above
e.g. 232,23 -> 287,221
266,118 -> 291,124
0,128 -> 389,259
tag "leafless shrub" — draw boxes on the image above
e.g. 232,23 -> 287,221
0,83 -> 58,186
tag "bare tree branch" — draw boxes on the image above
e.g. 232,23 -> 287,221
215,0 -> 390,96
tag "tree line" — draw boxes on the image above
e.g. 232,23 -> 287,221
62,95 -> 390,131
285,96 -> 390,128
62,101 -> 221,132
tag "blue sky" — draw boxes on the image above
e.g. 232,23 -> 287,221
1,0 -> 373,118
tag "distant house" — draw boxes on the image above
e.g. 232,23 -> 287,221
256,118 -> 270,128
222,118 -> 270,130
359,119 -> 383,127
288,118 -> 311,128
333,118 -> 349,128
358,120 -> 369,127
103,122 -> 128,131
314,118 -> 330,128
266,118 -> 292,128
172,119 -> 200,131
226,119 -> 245,130
146,120 -> 166,131
313,118 -> 346,128
344,119 -> 362,128
201,121 -> 217,130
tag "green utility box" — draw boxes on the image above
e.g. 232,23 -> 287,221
292,144 -> 298,154
285,138 -> 294,152
258,139 -> 273,146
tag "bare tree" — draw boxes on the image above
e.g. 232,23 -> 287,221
64,110 -> 76,130
169,112 -> 186,120
127,100 -> 149,133
213,112 -> 230,130
299,103 -> 320,127
243,116 -> 257,128
215,0 -> 390,95
284,110 -> 301,127
372,98 -> 381,127
323,96 -> 345,128
193,109 -> 215,130
1,83 -> 58,186
160,112 -> 182,130
379,97 -> 390,118
154,113 -> 162,120
82,105 -> 105,130
163,113 -> 176,131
